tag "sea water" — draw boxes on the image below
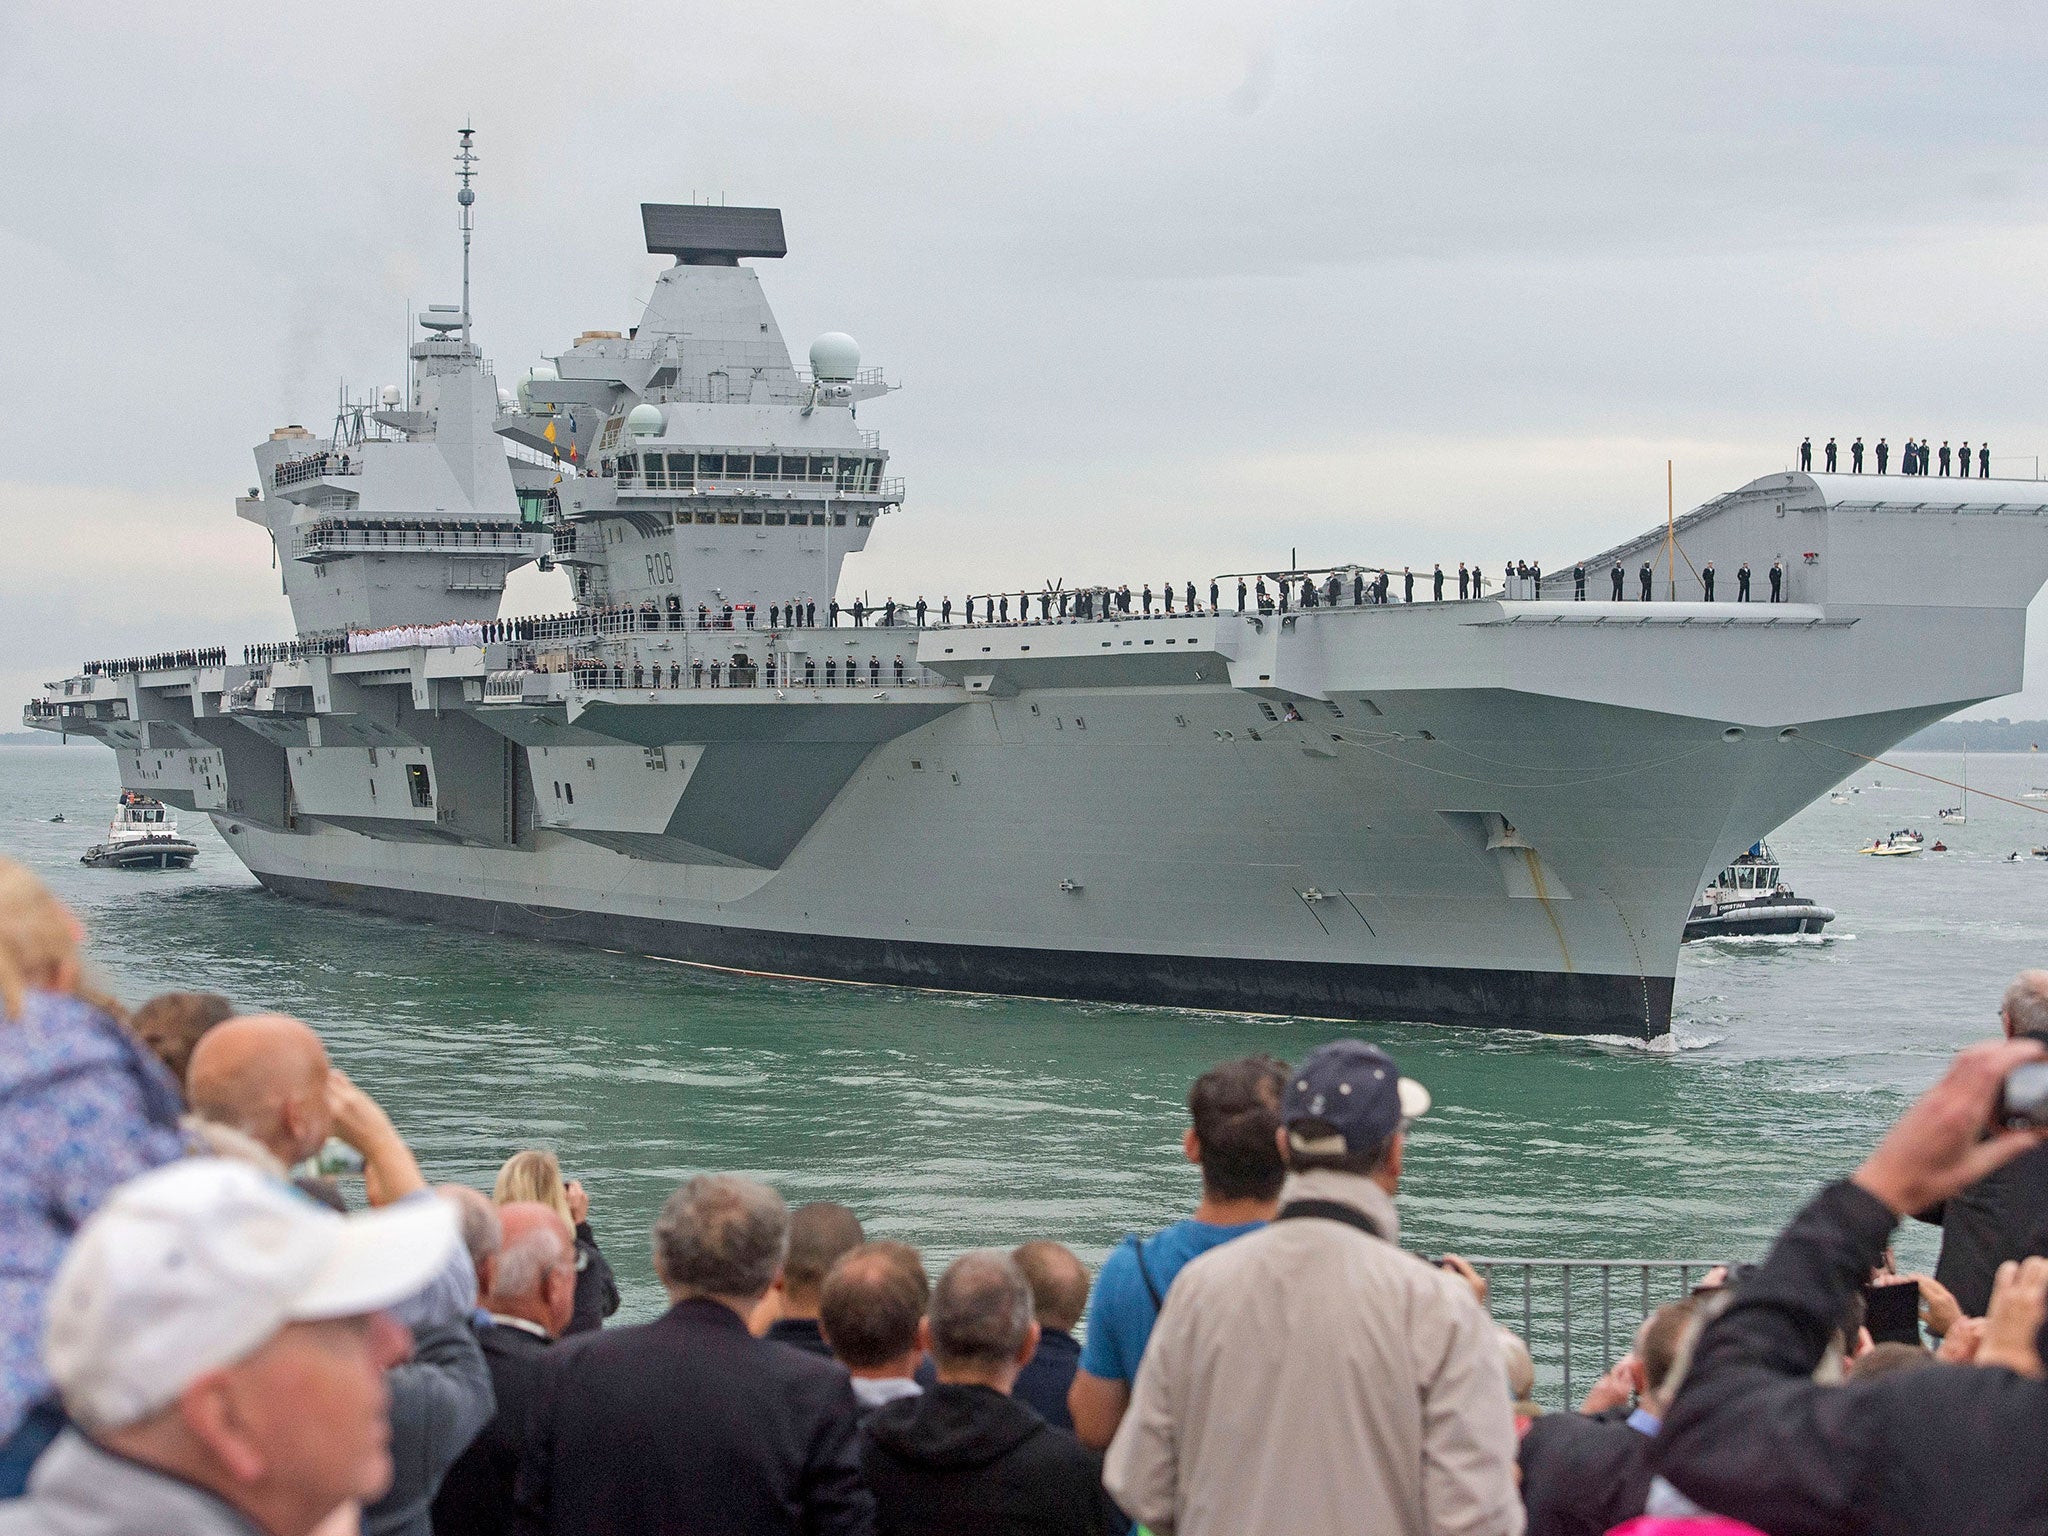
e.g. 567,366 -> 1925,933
7,743 -> 2044,1332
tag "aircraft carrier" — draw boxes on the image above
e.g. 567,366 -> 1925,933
28,136 -> 2048,1039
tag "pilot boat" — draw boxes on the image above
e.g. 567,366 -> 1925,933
1683,842 -> 1835,940
81,792 -> 199,870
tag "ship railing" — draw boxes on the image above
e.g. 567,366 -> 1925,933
552,655 -> 943,693
1463,1256 -> 1732,1401
272,451 -> 364,489
615,466 -> 893,496
292,524 -> 542,559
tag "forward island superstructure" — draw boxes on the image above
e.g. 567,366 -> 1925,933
29,144 -> 2048,1038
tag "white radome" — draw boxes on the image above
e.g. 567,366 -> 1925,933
625,402 -> 666,437
378,384 -> 403,408
809,332 -> 860,382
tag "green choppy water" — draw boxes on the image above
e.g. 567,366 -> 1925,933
8,742 -> 2045,1344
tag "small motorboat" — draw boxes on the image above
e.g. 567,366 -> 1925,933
48,813 -> 63,823
80,792 -> 198,870
1684,842 -> 1836,941
2034,847 -> 2048,860
1860,835 -> 1923,857
1829,792 -> 1850,806
1932,841 -> 1948,852
1938,808 -> 1966,824
2026,788 -> 2048,801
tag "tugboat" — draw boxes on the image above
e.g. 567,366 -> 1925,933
1684,842 -> 1836,941
80,792 -> 199,870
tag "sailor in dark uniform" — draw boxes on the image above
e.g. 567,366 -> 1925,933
1404,567 -> 1415,603
1164,583 -> 1175,614
1959,441 -> 1971,479
1769,561 -> 1784,602
1639,562 -> 1653,601
1433,564 -> 1445,601
1824,437 -> 1838,472
1982,443 -> 1992,477
1208,580 -> 1219,612
1737,561 -> 1751,601
941,597 -> 952,624
1702,561 -> 1716,601
1573,563 -> 1586,600
915,597 -> 927,626
1611,562 -> 1624,600
1851,437 -> 1864,473
1939,441 -> 1952,476
1458,563 -> 1470,600
1141,584 -> 1153,615
1187,581 -> 1197,613
1876,437 -> 1889,474
1799,437 -> 1812,470
998,595 -> 1009,623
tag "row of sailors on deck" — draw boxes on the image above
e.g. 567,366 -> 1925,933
79,648 -> 228,678
346,621 -> 489,653
1560,559 -> 1787,602
1801,436 -> 1992,476
571,654 -> 915,690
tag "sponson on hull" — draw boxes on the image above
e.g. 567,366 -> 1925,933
27,139 -> 2048,1038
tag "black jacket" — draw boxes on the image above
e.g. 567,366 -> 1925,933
368,1320 -> 496,1536
432,1321 -> 551,1536
861,1382 -> 1112,1536
766,1316 -> 835,1358
1923,1140 -> 2048,1316
1656,1179 -> 2048,1535
1011,1328 -> 1080,1431
568,1222 -> 619,1335
1516,1410 -> 1655,1536
512,1297 -> 872,1536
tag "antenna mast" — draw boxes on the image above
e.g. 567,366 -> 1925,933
455,122 -> 478,346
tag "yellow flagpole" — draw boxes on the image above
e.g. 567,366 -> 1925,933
1666,460 -> 1676,599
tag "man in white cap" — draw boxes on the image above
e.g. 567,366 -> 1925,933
1104,1039 -> 1523,1536
0,1158 -> 457,1536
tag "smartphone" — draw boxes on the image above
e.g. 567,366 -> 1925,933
1862,1280 -> 1921,1346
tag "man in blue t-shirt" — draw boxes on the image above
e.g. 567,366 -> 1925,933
1069,1055 -> 1289,1449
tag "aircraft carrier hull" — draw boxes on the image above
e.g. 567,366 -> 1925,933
249,865 -> 1673,1037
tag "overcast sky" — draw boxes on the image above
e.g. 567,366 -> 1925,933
5,1 -> 2048,717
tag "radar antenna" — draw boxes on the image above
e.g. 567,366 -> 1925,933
455,122 -> 478,345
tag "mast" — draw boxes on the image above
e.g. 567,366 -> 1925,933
456,123 -> 478,346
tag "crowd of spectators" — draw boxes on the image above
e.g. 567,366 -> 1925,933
7,851 -> 2048,1536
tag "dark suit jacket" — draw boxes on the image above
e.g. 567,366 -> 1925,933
1011,1328 -> 1080,1431
1925,1140 -> 2048,1316
512,1297 -> 872,1536
433,1321 -> 551,1536
1517,1410 -> 1655,1536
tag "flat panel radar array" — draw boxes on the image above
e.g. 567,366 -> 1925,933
641,204 -> 788,266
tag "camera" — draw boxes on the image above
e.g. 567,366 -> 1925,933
1996,1060 -> 2048,1130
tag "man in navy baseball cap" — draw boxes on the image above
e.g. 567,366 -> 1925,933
1108,1043 -> 1520,1536
1282,1040 -> 1432,1162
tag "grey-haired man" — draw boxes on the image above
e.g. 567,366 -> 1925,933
1105,1040 -> 1522,1536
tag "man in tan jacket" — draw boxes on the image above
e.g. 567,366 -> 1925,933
1103,1039 -> 1523,1536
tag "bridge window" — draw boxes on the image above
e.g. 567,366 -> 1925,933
666,454 -> 694,482
406,764 -> 433,808
695,512 -> 716,525
832,513 -> 847,526
742,512 -> 762,525
699,454 -> 725,478
719,512 -> 740,525
765,513 -> 786,526
808,456 -> 831,481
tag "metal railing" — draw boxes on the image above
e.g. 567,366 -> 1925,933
615,466 -> 897,498
1466,1257 -> 1729,1402
272,451 -> 363,488
293,525 -> 542,559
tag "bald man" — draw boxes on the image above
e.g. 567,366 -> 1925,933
185,1014 -> 333,1166
433,1204 -> 577,1536
1921,970 -> 2048,1315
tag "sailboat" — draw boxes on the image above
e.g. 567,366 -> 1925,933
1938,752 -> 1969,824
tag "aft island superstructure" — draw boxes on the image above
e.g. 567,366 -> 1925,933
30,149 -> 2048,1038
